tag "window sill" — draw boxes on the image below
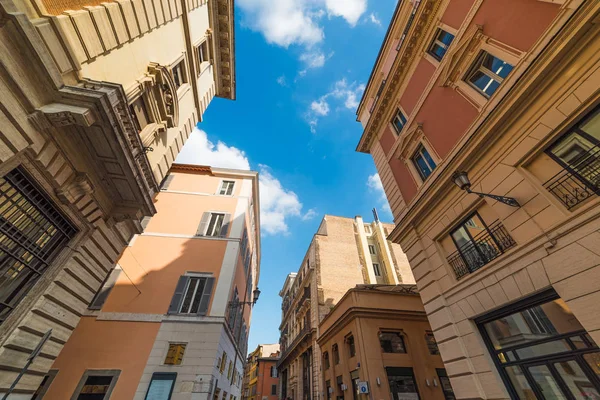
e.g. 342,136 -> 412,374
176,82 -> 191,99
198,61 -> 211,77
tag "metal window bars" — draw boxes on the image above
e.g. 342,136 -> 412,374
544,145 -> 600,209
0,168 -> 77,323
447,220 -> 516,280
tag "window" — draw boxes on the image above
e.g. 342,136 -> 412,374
447,212 -> 516,279
145,372 -> 177,400
392,109 -> 407,135
271,384 -> 277,396
347,335 -> 356,358
0,168 -> 77,325
379,331 -> 406,353
32,370 -> 58,400
165,343 -> 187,365
214,388 -> 221,400
466,51 -> 513,98
477,290 -> 600,400
199,40 -> 210,64
544,107 -> 600,209
219,180 -> 235,196
220,351 -> 227,373
425,331 -> 439,355
323,351 -> 330,369
197,212 -> 231,237
373,263 -> 381,277
222,391 -> 228,400
385,367 -> 419,400
428,28 -> 454,61
129,95 -> 151,132
172,59 -> 187,89
364,225 -> 371,234
89,266 -> 121,310
436,369 -> 456,400
168,275 -> 215,315
326,380 -> 331,400
411,145 -> 437,181
270,366 -> 278,378
73,370 -> 120,399
368,245 -> 376,255
332,344 -> 340,364
228,361 -> 233,380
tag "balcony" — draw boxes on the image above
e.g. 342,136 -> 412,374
278,321 -> 312,366
447,220 -> 516,280
295,286 -> 311,313
543,147 -> 600,210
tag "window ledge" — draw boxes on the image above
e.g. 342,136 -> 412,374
177,83 -> 191,99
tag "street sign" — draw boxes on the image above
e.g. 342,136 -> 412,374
358,381 -> 369,394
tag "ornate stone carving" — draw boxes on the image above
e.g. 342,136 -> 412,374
39,103 -> 96,127
55,172 -> 95,204
147,62 -> 179,128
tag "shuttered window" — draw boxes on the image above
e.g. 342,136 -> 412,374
219,181 -> 235,196
164,343 -> 186,365
167,275 -> 215,315
196,212 -> 231,237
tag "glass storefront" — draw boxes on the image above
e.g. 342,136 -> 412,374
477,291 -> 600,400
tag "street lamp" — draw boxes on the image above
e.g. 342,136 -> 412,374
452,171 -> 520,207
229,287 -> 261,309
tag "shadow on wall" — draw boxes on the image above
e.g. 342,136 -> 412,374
45,211 -> 251,399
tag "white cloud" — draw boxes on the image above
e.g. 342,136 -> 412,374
276,75 -> 288,86
368,12 -> 381,26
310,99 -> 330,116
306,78 -> 365,132
302,208 -> 318,221
176,129 -> 250,170
258,165 -> 303,235
325,0 -> 367,26
176,129 -> 314,236
367,173 -> 391,214
300,50 -> 326,69
237,0 -> 366,68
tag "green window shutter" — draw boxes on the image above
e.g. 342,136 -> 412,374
168,276 -> 189,314
196,212 -> 210,236
219,213 -> 231,237
89,267 -> 122,310
198,277 -> 215,315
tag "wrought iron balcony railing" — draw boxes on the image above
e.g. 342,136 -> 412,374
543,147 -> 600,209
447,220 -> 516,280
295,286 -> 311,313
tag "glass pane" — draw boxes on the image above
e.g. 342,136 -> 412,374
550,131 -> 600,188
554,360 -> 600,400
528,365 -> 567,400
180,278 -> 198,313
190,278 -> 206,314
414,155 -> 432,179
438,30 -> 454,46
469,71 -> 493,92
514,340 -> 570,360
422,149 -> 437,170
483,298 -> 584,350
430,43 -> 445,60
579,109 -> 600,142
505,366 -> 537,400
482,53 -> 514,79
583,353 -> 600,378
571,336 -> 588,349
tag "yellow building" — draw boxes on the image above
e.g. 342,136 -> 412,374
0,0 -> 234,395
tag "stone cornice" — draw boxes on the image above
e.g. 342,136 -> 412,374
356,0 -> 443,153
209,0 -> 236,100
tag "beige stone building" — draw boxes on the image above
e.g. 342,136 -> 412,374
277,215 -> 414,400
356,0 -> 600,398
0,0 -> 234,396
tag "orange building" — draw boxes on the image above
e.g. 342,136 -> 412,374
317,285 -> 454,400
36,164 -> 260,399
244,344 -> 280,400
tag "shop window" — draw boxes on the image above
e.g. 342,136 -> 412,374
0,168 -> 77,325
543,106 -> 600,209
379,331 -> 406,353
446,212 -> 516,279
428,28 -> 454,61
411,144 -> 437,181
477,290 -> 600,399
164,343 -> 186,365
465,51 -> 513,98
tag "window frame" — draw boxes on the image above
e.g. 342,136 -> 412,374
323,351 -> 330,369
368,244 -> 376,255
373,263 -> 381,277
206,212 -> 226,237
391,108 -> 408,135
425,331 -> 440,355
145,372 -> 177,400
195,37 -> 212,76
465,50 -> 513,99
346,334 -> 356,358
218,180 -> 236,196
164,342 -> 187,365
427,27 -> 455,62
32,369 -> 58,400
271,384 -> 277,396
411,144 -> 437,181
71,369 -> 120,400
332,343 -> 340,365
379,331 -> 407,354
169,53 -> 189,97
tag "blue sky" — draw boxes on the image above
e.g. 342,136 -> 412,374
176,0 -> 398,353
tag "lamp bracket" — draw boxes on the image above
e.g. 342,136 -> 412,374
467,189 -> 520,207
